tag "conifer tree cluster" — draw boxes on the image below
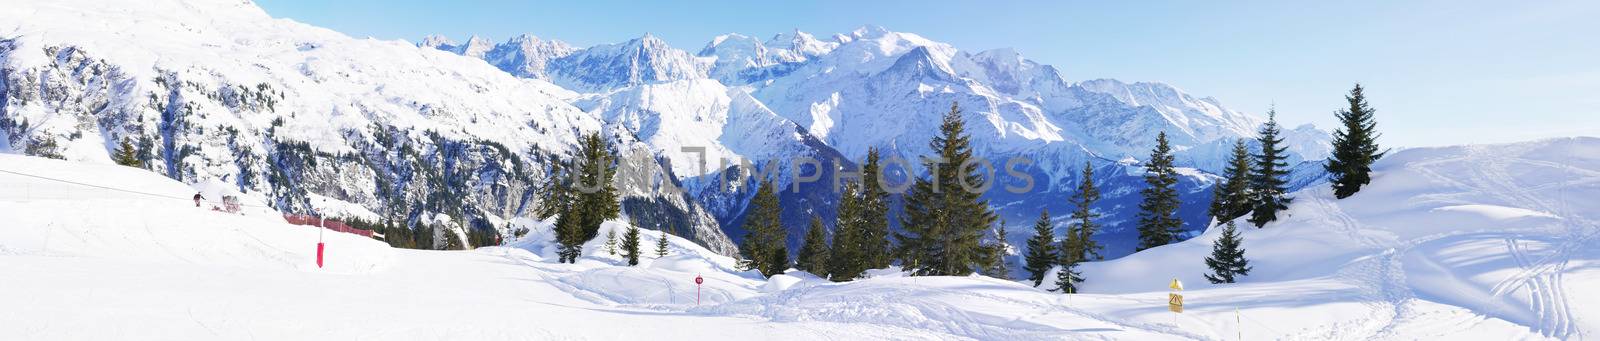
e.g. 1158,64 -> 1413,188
1204,221 -> 1252,284
1249,110 -> 1292,227
1136,132 -> 1183,251
1326,83 -> 1385,199
796,215 -> 831,275
738,180 -> 790,277
826,148 -> 895,281
537,133 -> 621,264
1208,139 -> 1253,224
895,102 -> 1000,276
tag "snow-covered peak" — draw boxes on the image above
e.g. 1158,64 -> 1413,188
765,29 -> 837,57
417,34 -> 494,58
1074,78 -> 1260,143
483,33 -> 576,79
459,35 -> 493,58
545,33 -> 712,92
850,25 -> 892,40
419,34 -> 456,49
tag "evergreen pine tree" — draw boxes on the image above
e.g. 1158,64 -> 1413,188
543,133 -> 621,264
536,159 -> 583,263
1249,109 -> 1293,228
985,220 -> 1011,280
112,138 -> 141,167
1136,132 -> 1184,251
1022,210 -> 1058,287
856,147 -> 893,269
572,133 -> 620,253
827,182 -> 865,281
622,225 -> 642,266
604,229 -> 618,256
1204,221 -> 1253,284
738,180 -> 789,277
1326,83 -> 1385,199
895,102 -> 999,276
1054,232 -> 1085,294
1068,162 -> 1103,261
655,230 -> 670,258
1209,139 -> 1254,224
796,215 -> 831,275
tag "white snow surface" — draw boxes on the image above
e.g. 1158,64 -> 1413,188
4,136 -> 1598,340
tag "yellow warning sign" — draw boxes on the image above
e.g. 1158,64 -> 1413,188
1168,293 -> 1184,313
1168,278 -> 1184,313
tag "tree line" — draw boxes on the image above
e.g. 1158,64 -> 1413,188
529,83 -> 1383,291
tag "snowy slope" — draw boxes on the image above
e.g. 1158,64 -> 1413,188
1074,137 -> 1600,339
6,137 -> 1594,340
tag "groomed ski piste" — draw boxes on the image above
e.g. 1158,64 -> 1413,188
3,137 -> 1597,340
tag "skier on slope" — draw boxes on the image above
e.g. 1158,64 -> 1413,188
193,193 -> 204,207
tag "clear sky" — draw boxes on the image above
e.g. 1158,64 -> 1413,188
254,0 -> 1599,148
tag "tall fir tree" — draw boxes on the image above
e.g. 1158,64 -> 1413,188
1209,139 -> 1254,224
1068,162 -> 1103,261
796,215 -> 832,275
895,102 -> 1000,276
655,230 -> 670,258
112,138 -> 141,167
1249,109 -> 1293,228
573,133 -> 620,244
738,180 -> 790,277
1204,221 -> 1253,284
1326,83 -> 1385,199
1023,210 -> 1058,287
1136,132 -> 1184,251
857,148 -> 893,269
827,182 -> 866,281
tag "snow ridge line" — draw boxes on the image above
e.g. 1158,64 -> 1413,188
0,168 -> 273,208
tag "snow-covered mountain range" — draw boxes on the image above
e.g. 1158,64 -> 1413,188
421,25 -> 1332,257
2,0 -> 1331,258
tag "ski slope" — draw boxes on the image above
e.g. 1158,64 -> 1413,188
3,137 -> 1598,340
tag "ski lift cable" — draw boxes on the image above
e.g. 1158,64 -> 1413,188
0,167 -> 275,208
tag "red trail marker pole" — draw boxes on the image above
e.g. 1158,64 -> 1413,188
694,274 -> 704,305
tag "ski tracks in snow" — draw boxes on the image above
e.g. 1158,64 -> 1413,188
1409,145 -> 1592,338
1492,237 -> 1577,338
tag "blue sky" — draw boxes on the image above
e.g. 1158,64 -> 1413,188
255,0 -> 1599,147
